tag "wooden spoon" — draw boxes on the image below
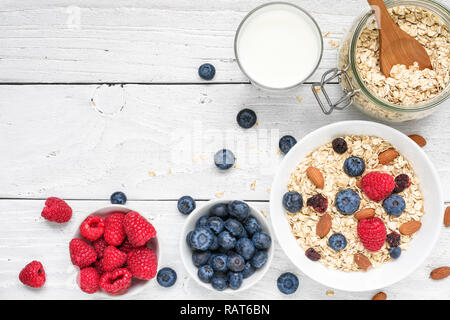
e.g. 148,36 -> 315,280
367,0 -> 432,77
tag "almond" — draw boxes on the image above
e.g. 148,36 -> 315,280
378,148 -> 399,165
444,206 -> 450,228
354,254 -> 372,271
408,134 -> 427,147
355,208 -> 375,220
307,167 -> 324,189
399,221 -> 422,235
372,292 -> 387,300
316,213 -> 332,238
430,267 -> 450,280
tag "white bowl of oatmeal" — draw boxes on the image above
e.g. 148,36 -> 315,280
269,121 -> 443,291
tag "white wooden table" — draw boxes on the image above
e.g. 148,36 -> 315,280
0,0 -> 449,300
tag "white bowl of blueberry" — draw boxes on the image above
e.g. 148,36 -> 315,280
180,199 -> 274,292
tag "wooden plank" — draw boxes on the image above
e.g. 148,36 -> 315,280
0,199 -> 448,299
0,0 -> 369,83
1,84 -> 449,201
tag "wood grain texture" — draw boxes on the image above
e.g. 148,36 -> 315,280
1,199 -> 449,300
0,0 -> 367,83
1,84 -> 449,201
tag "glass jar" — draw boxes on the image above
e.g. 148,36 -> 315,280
313,0 -> 449,122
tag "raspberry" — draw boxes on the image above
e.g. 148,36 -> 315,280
357,218 -> 387,252
305,248 -> 321,261
386,232 -> 401,247
80,215 -> 105,242
99,268 -> 132,295
361,171 -> 395,202
69,238 -> 97,268
123,211 -> 157,247
119,239 -> 137,254
393,174 -> 411,193
41,197 -> 72,223
104,212 -> 126,246
93,259 -> 105,275
127,247 -> 158,280
92,238 -> 108,259
306,194 -> 328,213
78,267 -> 100,294
102,246 -> 127,272
19,261 -> 46,288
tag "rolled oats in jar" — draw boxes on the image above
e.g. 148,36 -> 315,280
314,0 -> 450,122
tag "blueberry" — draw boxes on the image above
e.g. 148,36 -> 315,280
196,214 -> 210,228
110,191 -> 127,205
198,63 -> 216,80
228,272 -> 243,290
209,235 -> 220,251
186,231 -> 193,247
177,196 -> 196,215
211,273 -> 228,291
217,231 -> 236,250
224,218 -> 245,238
242,262 -> 255,279
244,217 -> 262,235
227,253 -> 246,272
389,246 -> 402,259
279,135 -> 297,154
277,272 -> 299,295
157,268 -> 177,287
335,189 -> 360,215
198,265 -> 214,283
332,138 -> 348,154
328,233 -> 347,251
240,228 -> 249,239
383,195 -> 406,217
236,109 -> 257,129
190,227 -> 215,251
207,217 -> 224,234
235,238 -> 256,260
344,157 -> 366,177
282,191 -> 303,213
228,200 -> 250,221
252,232 -> 272,250
210,203 -> 229,218
214,149 -> 235,170
192,251 -> 211,267
251,250 -> 268,269
210,254 -> 228,272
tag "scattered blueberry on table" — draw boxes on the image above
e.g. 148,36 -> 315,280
282,191 -> 303,213
186,200 -> 271,291
383,194 -> 406,216
335,189 -> 360,215
277,272 -> 299,295
177,196 -> 196,215
198,63 -> 216,80
110,191 -> 127,205
279,135 -> 297,154
236,109 -> 257,129
214,149 -> 235,170
328,233 -> 347,251
157,268 -> 177,287
343,156 -> 366,177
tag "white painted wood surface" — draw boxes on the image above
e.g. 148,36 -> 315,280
0,0 -> 449,300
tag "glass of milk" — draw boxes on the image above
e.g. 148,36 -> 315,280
234,2 -> 323,91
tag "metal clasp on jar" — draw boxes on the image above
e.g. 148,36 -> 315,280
312,65 -> 360,115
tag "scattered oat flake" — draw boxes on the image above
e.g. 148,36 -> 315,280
215,192 -> 224,198
193,155 -> 199,163
168,168 -> 172,174
250,180 -> 257,190
260,210 -> 267,217
233,163 -> 240,169
148,170 -> 156,176
323,32 -> 330,38
314,87 -> 322,94
200,154 -> 207,160
328,40 -> 340,48
255,121 -> 259,126
267,188 -> 271,193
297,96 -> 303,102
326,290 -> 335,296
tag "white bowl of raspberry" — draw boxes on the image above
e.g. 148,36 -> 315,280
270,120 -> 444,292
180,199 -> 274,293
71,205 -> 159,297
